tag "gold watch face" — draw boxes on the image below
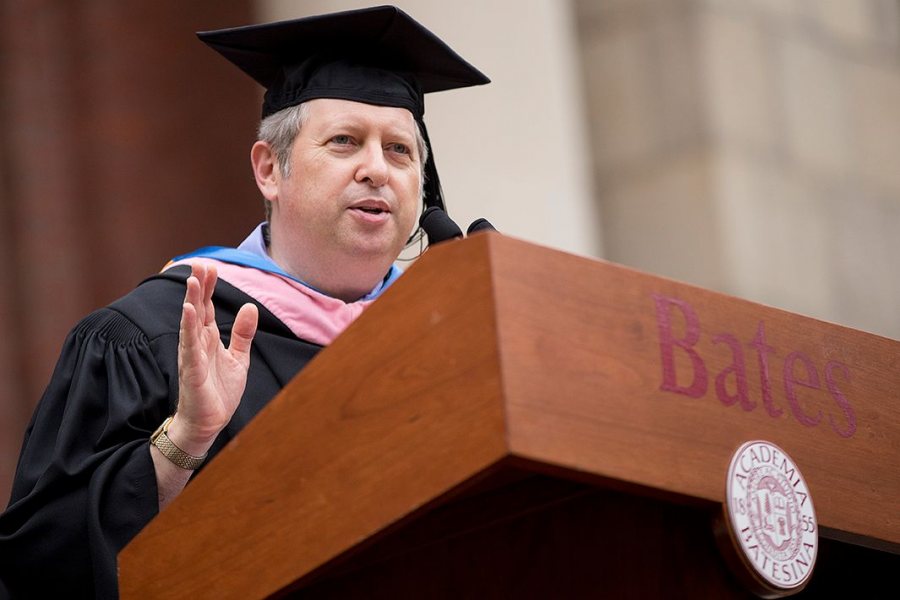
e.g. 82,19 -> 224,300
150,418 -> 169,443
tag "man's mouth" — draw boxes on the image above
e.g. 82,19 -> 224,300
349,199 -> 391,216
348,200 -> 392,223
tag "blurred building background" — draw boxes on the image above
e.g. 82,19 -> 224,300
1,0 -> 898,505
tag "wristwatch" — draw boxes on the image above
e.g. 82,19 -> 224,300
150,416 -> 207,470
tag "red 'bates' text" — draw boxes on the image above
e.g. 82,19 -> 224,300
652,294 -> 856,438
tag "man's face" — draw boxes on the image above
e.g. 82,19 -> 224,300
267,98 -> 422,294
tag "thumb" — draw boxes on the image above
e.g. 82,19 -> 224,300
229,303 -> 259,357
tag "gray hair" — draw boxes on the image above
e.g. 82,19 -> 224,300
257,102 -> 311,179
256,101 -> 430,220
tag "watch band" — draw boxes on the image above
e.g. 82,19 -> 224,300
150,416 -> 207,470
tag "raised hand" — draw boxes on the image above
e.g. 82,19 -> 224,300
170,262 -> 259,454
152,262 -> 258,508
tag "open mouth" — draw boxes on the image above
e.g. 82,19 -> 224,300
349,200 -> 391,217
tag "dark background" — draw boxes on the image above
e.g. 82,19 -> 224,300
0,1 -> 262,505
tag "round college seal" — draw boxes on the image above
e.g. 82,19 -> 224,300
724,440 -> 818,595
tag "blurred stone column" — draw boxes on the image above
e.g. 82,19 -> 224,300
574,0 -> 900,339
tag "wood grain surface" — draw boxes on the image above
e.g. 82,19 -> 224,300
119,234 -> 899,599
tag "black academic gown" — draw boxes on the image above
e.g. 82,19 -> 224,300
0,265 -> 321,599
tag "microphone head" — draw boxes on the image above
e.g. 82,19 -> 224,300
466,218 -> 497,235
419,206 -> 463,244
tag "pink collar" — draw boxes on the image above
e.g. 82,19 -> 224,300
167,258 -> 373,346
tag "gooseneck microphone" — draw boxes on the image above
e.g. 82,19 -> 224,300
419,206 -> 463,244
466,218 -> 496,235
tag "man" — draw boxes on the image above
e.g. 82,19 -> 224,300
0,6 -> 488,598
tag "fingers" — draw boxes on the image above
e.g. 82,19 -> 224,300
201,264 -> 217,326
180,263 -> 220,376
185,263 -> 218,327
185,264 -> 203,324
185,262 -> 255,360
181,272 -> 200,340
178,292 -> 202,379
229,303 -> 259,357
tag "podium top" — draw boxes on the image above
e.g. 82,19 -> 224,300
119,233 -> 900,599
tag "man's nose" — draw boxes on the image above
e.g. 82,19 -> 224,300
356,143 -> 389,187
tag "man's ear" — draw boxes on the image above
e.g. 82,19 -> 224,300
250,141 -> 279,202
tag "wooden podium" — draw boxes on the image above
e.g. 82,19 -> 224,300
119,234 -> 899,598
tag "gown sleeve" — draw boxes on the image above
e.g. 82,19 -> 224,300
0,307 -> 176,599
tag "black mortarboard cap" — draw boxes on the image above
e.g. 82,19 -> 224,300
197,5 -> 490,213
